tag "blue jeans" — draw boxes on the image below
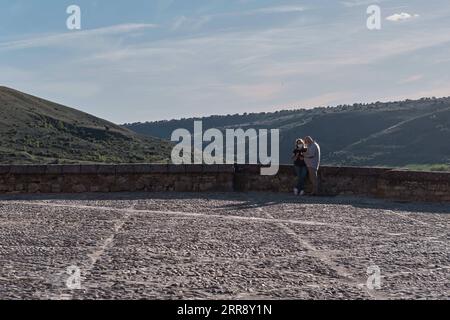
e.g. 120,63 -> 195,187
294,166 -> 308,192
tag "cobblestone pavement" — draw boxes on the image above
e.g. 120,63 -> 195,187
0,192 -> 448,300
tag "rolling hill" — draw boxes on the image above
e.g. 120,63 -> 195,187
124,97 -> 450,168
0,86 -> 172,164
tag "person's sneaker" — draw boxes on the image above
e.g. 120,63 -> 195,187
299,190 -> 305,196
294,188 -> 299,196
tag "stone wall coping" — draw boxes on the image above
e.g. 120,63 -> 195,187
0,164 -> 449,181
0,164 -> 237,175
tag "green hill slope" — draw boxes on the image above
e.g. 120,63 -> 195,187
124,97 -> 450,168
0,86 -> 172,164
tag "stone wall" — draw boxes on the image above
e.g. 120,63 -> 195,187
235,165 -> 450,202
0,164 -> 449,202
0,164 -> 235,194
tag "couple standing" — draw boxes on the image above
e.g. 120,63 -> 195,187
292,136 -> 321,196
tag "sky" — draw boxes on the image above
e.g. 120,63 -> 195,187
1,0 -> 450,123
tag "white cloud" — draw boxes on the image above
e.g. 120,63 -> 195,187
0,24 -> 158,51
386,13 -> 420,22
168,5 -> 305,32
170,15 -> 211,31
287,92 -> 355,109
229,83 -> 284,100
171,16 -> 188,30
398,75 -> 423,85
341,0 -> 382,8
250,6 -> 305,14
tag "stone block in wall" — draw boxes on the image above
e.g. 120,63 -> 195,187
384,169 -> 450,182
213,172 -> 229,182
199,164 -> 235,173
89,186 -> 101,192
277,165 -> 296,175
112,175 -> 134,192
139,174 -> 157,191
148,164 -> 168,173
115,164 -> 166,174
25,165 -> 47,174
51,184 -> 62,193
138,174 -> 160,192
80,165 -> 99,174
46,165 -> 63,175
0,166 -> 10,174
96,175 -> 115,192
198,182 -> 215,192
97,165 -> 117,174
174,179 -> 193,191
116,164 -> 138,174
134,176 -> 146,191
36,182 -> 51,194
202,165 -> 219,173
169,164 -> 186,173
61,175 -> 82,192
72,184 -> 87,193
186,165 -> 203,173
9,166 -> 28,174
132,164 -> 151,174
319,166 -> 341,176
1,177 -> 15,193
219,165 -> 235,173
131,164 -> 168,174
28,183 -> 40,193
151,175 -> 173,192
62,165 -> 81,174
235,164 -> 260,174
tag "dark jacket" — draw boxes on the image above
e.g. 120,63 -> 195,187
293,147 -> 307,167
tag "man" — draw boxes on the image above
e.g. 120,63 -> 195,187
303,136 -> 321,196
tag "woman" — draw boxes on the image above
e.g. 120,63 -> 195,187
292,138 -> 308,196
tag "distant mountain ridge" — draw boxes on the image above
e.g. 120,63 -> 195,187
124,97 -> 450,167
0,86 -> 172,164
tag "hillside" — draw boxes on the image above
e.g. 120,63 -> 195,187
124,97 -> 450,168
0,86 -> 172,164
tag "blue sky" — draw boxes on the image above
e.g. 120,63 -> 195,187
1,0 -> 450,123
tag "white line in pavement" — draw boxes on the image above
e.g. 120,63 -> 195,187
385,210 -> 431,227
260,208 -> 390,300
2,201 -> 363,231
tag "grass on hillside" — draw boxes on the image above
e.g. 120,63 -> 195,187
404,164 -> 450,172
